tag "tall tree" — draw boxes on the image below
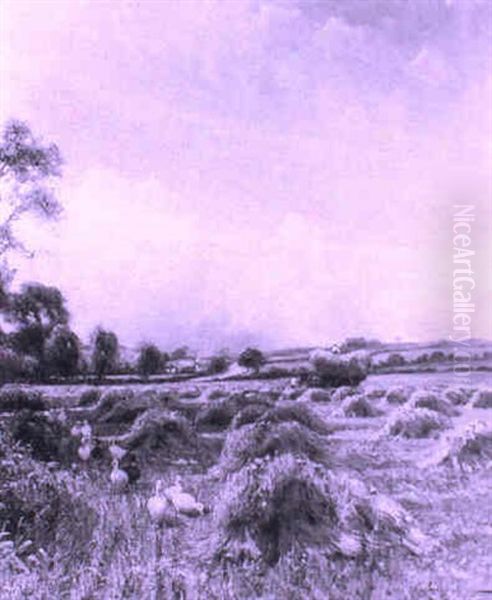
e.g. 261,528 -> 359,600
6,282 -> 69,363
0,120 -> 62,264
92,328 -> 119,380
44,325 -> 81,378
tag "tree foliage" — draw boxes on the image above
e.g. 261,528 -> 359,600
0,120 -> 62,268
92,328 -> 119,380
136,343 -> 162,377
44,325 -> 81,378
238,347 -> 266,372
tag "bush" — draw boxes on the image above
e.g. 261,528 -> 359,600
0,433 -> 97,566
0,349 -> 39,383
310,351 -> 369,388
209,355 -> 230,375
215,454 -> 426,567
472,388 -> 492,408
408,390 -> 460,417
0,388 -> 45,411
9,410 -> 78,465
231,403 -> 271,429
238,347 -> 266,372
385,353 -> 406,368
385,407 -> 451,439
341,395 -> 384,418
119,408 -> 198,461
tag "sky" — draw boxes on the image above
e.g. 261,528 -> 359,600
0,0 -> 491,352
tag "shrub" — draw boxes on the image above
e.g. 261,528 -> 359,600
0,349 -> 39,383
0,388 -> 45,411
310,351 -> 369,388
0,431 -> 97,563
9,410 -> 78,464
385,353 -> 406,368
440,420 -> 492,471
209,355 -> 230,375
472,388 -> 492,408
385,407 -> 451,439
408,390 -> 460,417
341,395 -> 384,418
238,347 -> 266,372
215,454 -> 426,567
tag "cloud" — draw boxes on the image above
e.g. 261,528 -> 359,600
3,0 -> 492,349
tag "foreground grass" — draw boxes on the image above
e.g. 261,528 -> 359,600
1,378 -> 491,599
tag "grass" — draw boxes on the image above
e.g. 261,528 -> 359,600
0,373 -> 491,599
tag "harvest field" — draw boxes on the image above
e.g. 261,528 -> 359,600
1,364 -> 491,599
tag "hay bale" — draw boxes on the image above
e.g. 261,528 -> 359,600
442,386 -> 472,406
408,390 -> 460,417
179,386 -> 202,399
118,408 -> 198,462
472,388 -> 492,408
385,407 -> 451,439
215,454 -> 426,567
260,401 -> 330,435
385,386 -> 411,405
297,388 -> 332,403
77,388 -> 101,407
365,388 -> 386,400
0,389 -> 46,412
341,395 -> 384,418
331,387 -> 359,403
219,421 -> 329,475
195,399 -> 237,432
231,403 -> 271,429
440,420 -> 492,471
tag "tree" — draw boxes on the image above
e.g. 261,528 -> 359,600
137,343 -> 162,378
44,325 -> 80,378
170,346 -> 189,360
92,328 -> 119,380
6,282 -> 69,365
238,347 -> 266,373
0,120 -> 62,276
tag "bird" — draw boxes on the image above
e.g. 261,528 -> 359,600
110,458 -> 129,492
78,439 -> 92,462
164,477 -> 205,517
147,480 -> 174,525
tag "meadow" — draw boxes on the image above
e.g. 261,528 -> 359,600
0,350 -> 491,599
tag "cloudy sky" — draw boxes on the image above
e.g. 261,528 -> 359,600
1,0 -> 491,351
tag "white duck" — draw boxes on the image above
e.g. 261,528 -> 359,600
78,438 -> 92,461
164,477 -> 205,517
147,480 -> 173,525
110,458 -> 129,492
